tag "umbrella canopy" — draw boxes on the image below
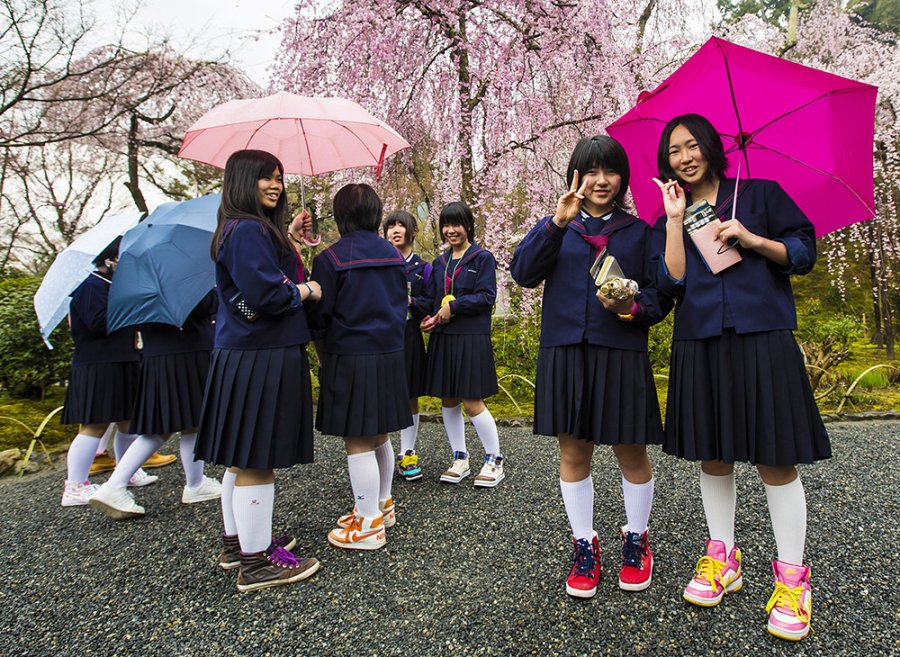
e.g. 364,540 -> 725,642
607,37 -> 878,236
107,194 -> 221,332
34,211 -> 143,347
177,91 -> 411,176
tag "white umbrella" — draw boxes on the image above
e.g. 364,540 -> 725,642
33,211 -> 143,348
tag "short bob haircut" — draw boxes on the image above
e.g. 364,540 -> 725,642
333,183 -> 383,236
657,113 -> 728,184
566,135 -> 631,210
382,210 -> 418,245
439,201 -> 476,243
211,149 -> 289,259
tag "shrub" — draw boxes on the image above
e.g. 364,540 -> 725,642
796,300 -> 861,390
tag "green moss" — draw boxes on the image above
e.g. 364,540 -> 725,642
0,387 -> 75,451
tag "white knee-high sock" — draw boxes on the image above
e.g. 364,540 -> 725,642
107,435 -> 166,488
765,477 -> 807,565
442,405 -> 467,455
233,483 -> 274,553
178,432 -> 204,488
622,477 -> 655,535
113,431 -> 137,462
97,424 -> 115,455
374,439 -> 394,504
399,413 -> 420,454
221,471 -> 238,536
560,476 -> 594,541
347,451 -> 380,519
700,470 -> 736,553
67,434 -> 100,482
470,408 -> 500,457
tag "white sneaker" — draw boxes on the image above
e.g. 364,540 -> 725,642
128,468 -> 158,487
181,476 -> 223,504
61,480 -> 99,507
440,451 -> 470,484
473,455 -> 505,488
88,483 -> 145,519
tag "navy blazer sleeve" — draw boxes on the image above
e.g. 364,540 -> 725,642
307,252 -> 335,338
763,180 -> 816,276
448,251 -> 497,317
633,224 -> 674,327
82,283 -> 110,334
509,217 -> 566,288
222,222 -> 302,316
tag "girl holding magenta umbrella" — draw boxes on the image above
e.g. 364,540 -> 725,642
651,113 -> 829,641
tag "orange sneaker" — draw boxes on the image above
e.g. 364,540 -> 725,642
336,496 -> 396,529
328,514 -> 386,550
89,451 -> 117,475
142,452 -> 177,469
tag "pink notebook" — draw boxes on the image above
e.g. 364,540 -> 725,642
684,201 -> 742,275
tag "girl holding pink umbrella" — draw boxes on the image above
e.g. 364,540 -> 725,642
651,113 -> 829,641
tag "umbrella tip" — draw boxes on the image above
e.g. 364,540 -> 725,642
637,90 -> 652,103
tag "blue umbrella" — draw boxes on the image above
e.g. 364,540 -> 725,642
107,194 -> 221,331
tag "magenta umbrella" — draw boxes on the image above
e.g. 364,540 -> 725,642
178,91 -> 411,178
607,37 -> 878,236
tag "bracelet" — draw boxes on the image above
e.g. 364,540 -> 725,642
288,232 -> 302,244
617,301 -> 638,322
302,282 -> 315,300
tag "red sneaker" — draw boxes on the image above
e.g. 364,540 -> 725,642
566,535 -> 601,598
618,527 -> 653,591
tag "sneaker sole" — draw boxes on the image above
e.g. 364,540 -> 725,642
182,492 -> 223,504
88,498 -> 144,520
767,622 -> 809,641
400,471 -> 423,481
327,533 -> 386,550
128,479 -> 158,488
619,573 -> 653,592
237,560 -> 321,593
473,471 -> 505,488
566,584 -> 598,599
682,576 -> 741,606
61,498 -> 90,507
440,470 -> 470,483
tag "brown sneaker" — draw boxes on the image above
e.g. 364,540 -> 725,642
89,451 -> 117,475
142,452 -> 177,469
219,534 -> 297,570
236,544 -> 319,592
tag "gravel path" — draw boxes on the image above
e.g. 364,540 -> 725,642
1,421 -> 897,657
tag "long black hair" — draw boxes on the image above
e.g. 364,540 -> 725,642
566,135 -> 631,210
333,183 -> 383,236
210,149 -> 290,259
657,113 -> 728,184
439,201 -> 476,243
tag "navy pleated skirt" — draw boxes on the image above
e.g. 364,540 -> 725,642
423,333 -> 498,399
131,350 -> 210,435
195,346 -> 314,469
61,361 -> 140,425
665,329 -> 830,466
316,350 -> 412,437
534,343 -> 663,445
404,320 -> 426,399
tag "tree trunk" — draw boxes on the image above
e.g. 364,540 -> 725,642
453,12 -> 475,208
123,113 -> 148,214
868,222 -> 884,346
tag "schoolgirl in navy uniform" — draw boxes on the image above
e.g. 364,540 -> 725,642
308,184 -> 411,551
60,238 -> 143,507
651,114 -> 829,640
510,135 -> 671,599
421,202 -> 504,487
383,210 -> 430,481
195,149 -> 321,593
89,291 -> 223,519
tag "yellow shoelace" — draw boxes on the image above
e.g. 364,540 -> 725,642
400,453 -> 419,468
766,581 -> 812,625
693,555 -> 726,593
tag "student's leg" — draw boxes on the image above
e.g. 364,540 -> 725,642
700,460 -> 736,551
441,397 -> 466,454
178,427 -> 205,488
105,433 -> 169,488
558,434 -> 594,540
399,398 -> 420,454
67,423 -> 106,483
463,398 -> 500,457
232,468 -> 276,553
612,444 -> 654,535
758,464 -> 805,565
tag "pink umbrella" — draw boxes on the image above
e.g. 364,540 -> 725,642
607,37 -> 878,236
178,91 -> 411,178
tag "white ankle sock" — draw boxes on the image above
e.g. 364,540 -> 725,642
347,451 -> 380,519
113,431 -> 138,462
107,435 -> 166,488
622,476 -> 654,535
233,483 -> 274,553
700,470 -> 736,553
765,477 -> 807,565
442,405 -> 467,455
470,408 -> 500,457
66,433 -> 100,482
374,439 -> 394,504
221,471 -> 238,536
178,432 -> 204,488
399,413 -> 420,454
560,476 -> 594,541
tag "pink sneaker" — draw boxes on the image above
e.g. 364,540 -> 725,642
766,560 -> 812,641
682,539 -> 743,606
